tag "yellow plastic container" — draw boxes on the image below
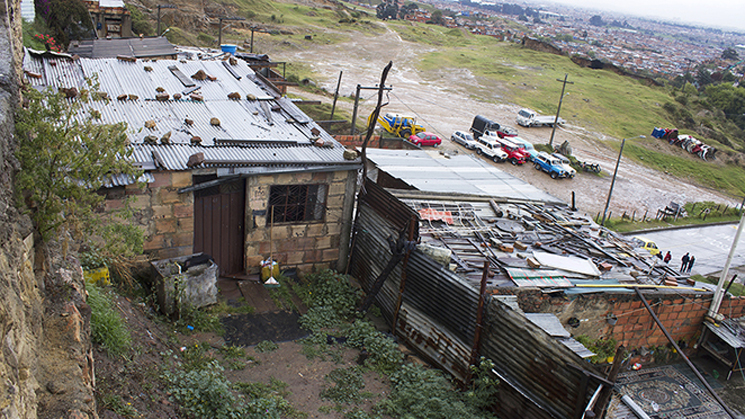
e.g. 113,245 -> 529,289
84,266 -> 110,285
260,261 -> 280,281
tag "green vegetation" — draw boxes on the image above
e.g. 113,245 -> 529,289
575,336 -> 618,364
255,340 -> 279,353
15,79 -> 142,241
88,284 -> 132,358
603,200 -> 741,232
693,274 -> 745,297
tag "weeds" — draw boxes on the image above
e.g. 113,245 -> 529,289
256,340 -> 279,353
88,284 -> 132,358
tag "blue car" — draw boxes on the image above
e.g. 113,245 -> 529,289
533,152 -> 572,179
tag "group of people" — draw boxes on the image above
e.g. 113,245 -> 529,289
655,250 -> 696,274
680,252 -> 696,274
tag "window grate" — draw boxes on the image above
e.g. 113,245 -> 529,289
268,184 -> 327,225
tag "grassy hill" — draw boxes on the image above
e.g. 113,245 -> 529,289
29,0 -> 745,196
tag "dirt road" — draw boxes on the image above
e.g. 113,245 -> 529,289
269,23 -> 736,219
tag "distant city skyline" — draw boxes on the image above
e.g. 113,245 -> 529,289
542,0 -> 745,32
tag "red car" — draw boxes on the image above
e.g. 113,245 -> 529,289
409,132 -> 442,147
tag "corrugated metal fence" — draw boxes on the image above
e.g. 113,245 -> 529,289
350,181 -> 603,419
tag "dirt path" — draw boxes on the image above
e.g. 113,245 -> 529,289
270,22 -> 737,218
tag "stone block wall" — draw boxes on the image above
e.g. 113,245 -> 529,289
107,171 -> 194,260
490,288 -> 745,351
245,169 -> 356,274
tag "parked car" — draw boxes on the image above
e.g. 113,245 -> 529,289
494,137 -> 529,165
551,153 -> 577,178
630,236 -> 661,257
533,151 -> 572,179
409,132 -> 442,147
516,108 -> 565,127
475,136 -> 508,163
451,130 -> 478,150
509,136 -> 539,161
470,115 -> 518,139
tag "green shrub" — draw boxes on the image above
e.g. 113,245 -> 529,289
255,340 -> 279,353
377,363 -> 496,419
345,320 -> 402,374
321,366 -> 369,405
88,284 -> 132,358
575,336 -> 617,364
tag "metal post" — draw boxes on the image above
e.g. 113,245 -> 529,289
250,28 -> 255,53
157,5 -> 176,37
218,17 -> 223,47
331,71 -> 343,120
708,210 -> 745,318
600,138 -> 625,226
549,73 -> 573,147
600,135 -> 644,226
350,84 -> 361,136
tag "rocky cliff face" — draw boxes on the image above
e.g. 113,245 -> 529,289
0,1 -> 97,418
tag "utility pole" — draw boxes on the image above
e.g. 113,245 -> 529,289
331,71 -> 343,121
549,73 -> 573,147
156,5 -> 177,37
218,16 -> 246,48
708,211 -> 745,319
350,84 -> 392,135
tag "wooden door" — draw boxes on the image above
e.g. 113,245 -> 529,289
194,179 -> 245,276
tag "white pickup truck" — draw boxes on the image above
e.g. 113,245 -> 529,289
516,108 -> 565,128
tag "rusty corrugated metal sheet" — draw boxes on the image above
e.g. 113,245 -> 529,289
349,180 -> 603,417
359,181 -> 419,235
480,299 -> 602,419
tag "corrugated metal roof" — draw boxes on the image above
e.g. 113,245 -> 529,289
367,149 -> 563,204
22,51 -> 357,172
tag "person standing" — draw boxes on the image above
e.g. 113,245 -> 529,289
680,252 -> 690,273
664,251 -> 671,264
687,255 -> 695,274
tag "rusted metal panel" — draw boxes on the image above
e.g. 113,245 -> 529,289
480,299 -> 602,419
359,181 -> 419,235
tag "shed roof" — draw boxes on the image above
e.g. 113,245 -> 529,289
366,148 -> 563,204
22,50 -> 359,177
67,37 -> 177,59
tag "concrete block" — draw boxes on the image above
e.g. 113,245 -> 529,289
149,172 -> 171,189
513,241 -> 528,251
157,189 -> 181,204
155,218 -> 177,234
171,171 -> 192,188
173,203 -> 193,218
307,223 -> 324,237
151,254 -> 218,316
527,257 -> 540,268
499,243 -> 514,253
322,248 -> 340,261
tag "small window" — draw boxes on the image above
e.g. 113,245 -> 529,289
268,184 -> 327,225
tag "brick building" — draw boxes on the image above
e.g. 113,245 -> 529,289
22,50 -> 361,277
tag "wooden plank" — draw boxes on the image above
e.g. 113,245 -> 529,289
168,65 -> 196,87
237,280 -> 278,313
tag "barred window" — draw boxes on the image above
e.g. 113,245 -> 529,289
268,184 -> 327,225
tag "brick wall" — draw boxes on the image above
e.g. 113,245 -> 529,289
106,171 -> 195,260
490,288 -> 745,351
245,169 -> 356,274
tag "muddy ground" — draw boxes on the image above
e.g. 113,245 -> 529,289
263,23 -> 737,219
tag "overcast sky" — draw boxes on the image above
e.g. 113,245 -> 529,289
543,0 -> 745,32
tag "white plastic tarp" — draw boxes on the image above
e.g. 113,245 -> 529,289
532,251 -> 601,277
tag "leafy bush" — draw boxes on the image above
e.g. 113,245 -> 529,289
575,336 -> 618,364
88,284 -> 132,357
377,363 -> 496,419
345,320 -> 402,374
15,78 -> 142,241
321,366 -> 369,405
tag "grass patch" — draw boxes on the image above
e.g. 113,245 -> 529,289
693,274 -> 745,297
602,200 -> 741,233
88,284 -> 132,358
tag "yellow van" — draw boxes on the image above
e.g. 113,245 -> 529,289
630,236 -> 660,256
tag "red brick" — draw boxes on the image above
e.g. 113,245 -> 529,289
149,172 -> 171,188
174,203 -> 193,218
